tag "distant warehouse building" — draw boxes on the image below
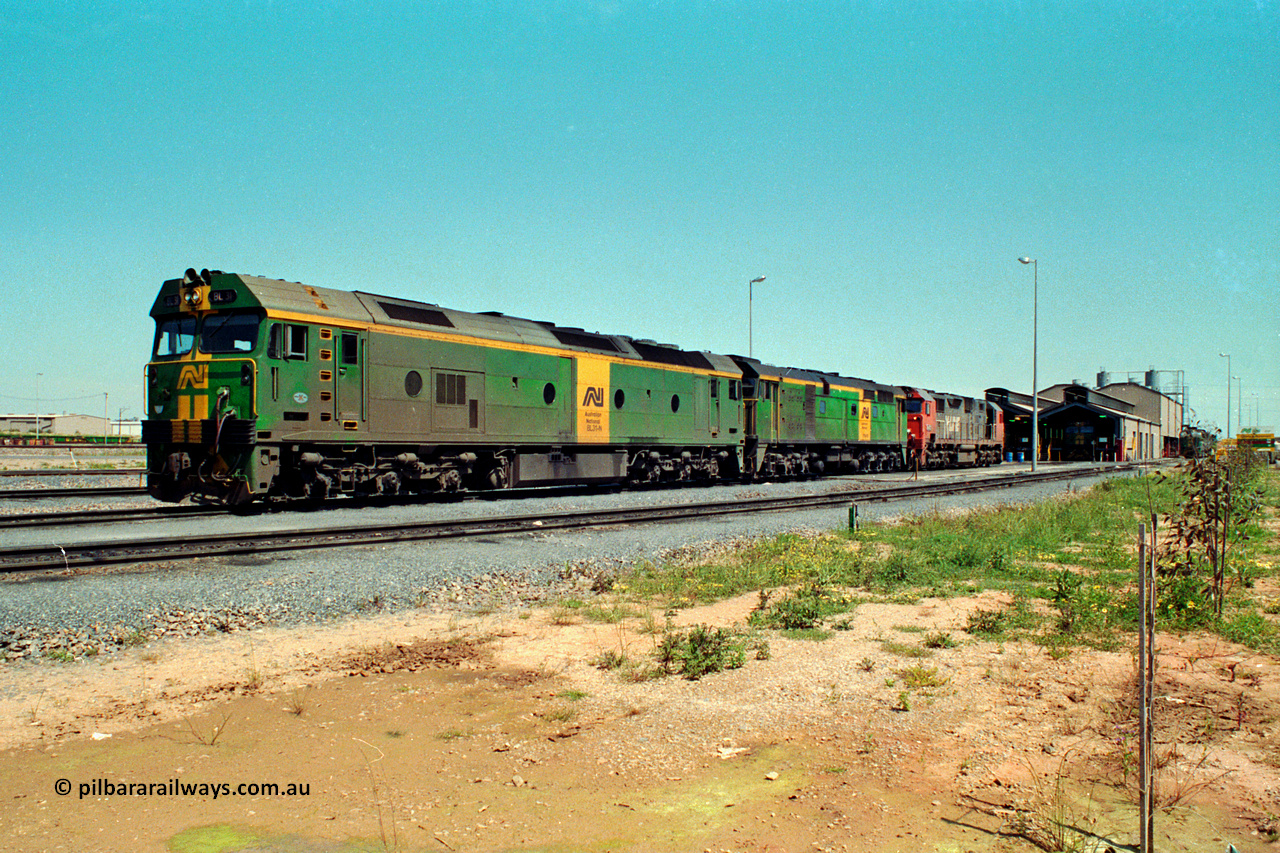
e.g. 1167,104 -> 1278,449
1096,382 -> 1184,457
0,413 -> 141,440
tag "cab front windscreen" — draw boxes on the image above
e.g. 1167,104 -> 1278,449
200,313 -> 261,353
152,313 -> 262,358
153,317 -> 196,357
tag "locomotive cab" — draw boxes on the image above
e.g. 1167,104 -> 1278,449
144,270 -> 262,503
903,388 -> 937,469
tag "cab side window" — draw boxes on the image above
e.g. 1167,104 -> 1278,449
267,323 -> 308,360
287,325 -> 308,359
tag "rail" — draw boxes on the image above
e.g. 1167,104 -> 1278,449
0,486 -> 149,500
0,468 -> 146,477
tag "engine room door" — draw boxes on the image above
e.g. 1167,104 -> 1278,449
708,379 -> 721,437
335,330 -> 365,425
769,382 -> 781,437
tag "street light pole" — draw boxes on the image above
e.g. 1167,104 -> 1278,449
748,276 -> 765,358
1218,353 -> 1231,438
1018,258 -> 1038,472
1234,376 -> 1241,435
35,372 -> 42,442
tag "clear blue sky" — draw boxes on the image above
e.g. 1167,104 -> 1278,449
2,1 -> 1276,434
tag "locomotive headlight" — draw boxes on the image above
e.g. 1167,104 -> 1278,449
183,288 -> 202,305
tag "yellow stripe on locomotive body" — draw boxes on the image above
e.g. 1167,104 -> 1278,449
575,357 -> 611,443
175,395 -> 209,420
258,307 -> 740,380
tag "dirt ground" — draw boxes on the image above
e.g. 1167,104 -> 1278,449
1,585 -> 1278,853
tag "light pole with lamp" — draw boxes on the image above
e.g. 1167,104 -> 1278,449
1218,353 -> 1231,438
35,372 -> 42,442
748,276 -> 765,358
1234,376 -> 1241,436
1017,258 -> 1038,472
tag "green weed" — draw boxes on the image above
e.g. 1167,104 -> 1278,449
923,631 -> 957,649
898,664 -> 948,690
655,624 -> 747,680
749,583 -> 852,630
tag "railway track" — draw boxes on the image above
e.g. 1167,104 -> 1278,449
0,503 -> 220,530
0,465 -> 1140,573
0,467 -> 145,477
0,468 -> 148,501
0,485 -> 149,501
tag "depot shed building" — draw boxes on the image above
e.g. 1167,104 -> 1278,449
1035,384 -> 1160,462
986,385 -> 1162,462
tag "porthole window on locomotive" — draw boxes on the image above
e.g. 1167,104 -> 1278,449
670,394 -> 680,413
543,383 -> 556,405
405,370 -> 422,397
614,389 -> 625,409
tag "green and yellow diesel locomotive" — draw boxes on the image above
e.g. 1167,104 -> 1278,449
143,269 -> 920,505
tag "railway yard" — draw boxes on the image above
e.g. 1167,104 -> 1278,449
1,448 -> 1277,852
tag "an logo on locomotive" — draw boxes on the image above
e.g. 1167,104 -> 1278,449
177,364 -> 209,390
582,386 -> 605,408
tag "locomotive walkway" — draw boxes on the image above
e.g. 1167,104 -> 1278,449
0,464 -> 1146,573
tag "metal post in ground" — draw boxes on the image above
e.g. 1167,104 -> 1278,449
1137,522 -> 1155,852
1145,520 -> 1156,846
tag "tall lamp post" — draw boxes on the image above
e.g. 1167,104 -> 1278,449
1218,353 -> 1231,438
748,276 -> 766,358
35,372 -> 42,442
1234,376 -> 1241,435
1017,258 -> 1038,472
